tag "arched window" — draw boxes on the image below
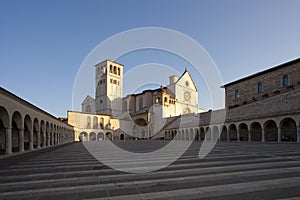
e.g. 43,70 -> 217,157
109,65 -> 112,73
257,82 -> 263,93
118,68 -> 120,76
164,97 -> 168,102
283,75 -> 289,87
114,66 -> 117,74
235,89 -> 240,99
87,116 -> 91,129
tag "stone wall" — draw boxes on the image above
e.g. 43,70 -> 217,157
225,59 -> 300,109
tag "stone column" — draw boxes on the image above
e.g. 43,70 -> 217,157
297,126 -> 300,143
19,128 -> 24,152
42,132 -> 46,147
261,128 -> 265,142
277,127 -> 281,142
29,129 -> 33,150
248,130 -> 251,142
237,131 -> 240,142
37,131 -> 41,149
6,127 -> 12,155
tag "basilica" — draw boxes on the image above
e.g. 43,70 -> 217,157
68,60 -> 205,141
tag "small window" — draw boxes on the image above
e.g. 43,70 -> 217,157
109,65 -> 112,73
235,89 -> 240,99
283,75 -> 289,87
110,79 -> 112,83
257,82 -> 263,93
113,80 -> 117,84
118,68 -> 120,76
164,97 -> 168,102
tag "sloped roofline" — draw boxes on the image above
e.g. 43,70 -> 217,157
175,68 -> 198,92
221,57 -> 300,88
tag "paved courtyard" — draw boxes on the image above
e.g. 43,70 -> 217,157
0,141 -> 300,200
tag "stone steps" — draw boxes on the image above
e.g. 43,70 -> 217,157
0,141 -> 299,199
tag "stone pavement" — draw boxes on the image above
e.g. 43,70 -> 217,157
0,141 -> 300,200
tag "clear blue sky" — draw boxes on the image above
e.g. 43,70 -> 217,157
0,0 -> 299,117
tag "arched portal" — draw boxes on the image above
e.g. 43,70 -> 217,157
79,132 -> 88,141
200,127 -> 205,140
106,132 -> 113,140
185,129 -> 189,140
40,120 -> 45,147
33,118 -> 39,148
220,126 -> 227,141
195,129 -> 200,141
12,111 -> 22,153
24,115 -> 32,150
280,118 -> 297,142
120,133 -> 125,140
238,123 -> 249,141
264,120 -> 278,141
250,122 -> 262,141
134,118 -> 147,126
229,124 -> 237,141
0,106 -> 9,155
89,132 -> 96,141
97,132 -> 104,141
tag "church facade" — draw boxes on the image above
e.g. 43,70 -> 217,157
72,60 -> 204,141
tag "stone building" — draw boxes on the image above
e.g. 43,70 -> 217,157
75,60 -> 204,141
0,87 -> 74,156
161,58 -> 300,143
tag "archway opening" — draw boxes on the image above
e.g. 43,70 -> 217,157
106,132 -> 113,140
97,132 -> 104,141
79,132 -> 88,141
200,127 -> 205,140
229,124 -> 237,141
220,126 -> 227,141
281,118 -> 297,142
205,127 -> 211,140
239,123 -> 249,141
12,112 -> 22,153
0,106 -> 9,155
212,126 -> 219,141
120,133 -> 125,140
264,120 -> 278,141
89,132 -> 96,141
250,122 -> 262,141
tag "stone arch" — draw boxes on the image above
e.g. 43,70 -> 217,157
87,116 -> 91,128
118,67 -> 121,76
12,111 -> 22,153
89,132 -> 96,141
238,123 -> 249,141
264,120 -> 278,141
99,117 -> 104,129
180,130 -> 184,140
93,116 -> 98,129
97,132 -> 104,141
205,127 -> 211,141
106,132 -> 113,140
0,106 -> 9,155
220,125 -> 227,141
200,127 -> 205,140
33,118 -> 39,149
120,133 -> 125,140
229,124 -> 237,141
250,122 -> 262,141
79,132 -> 88,141
280,118 -> 297,142
195,128 -> 200,141
24,115 -> 32,151
212,126 -> 219,141
113,66 -> 117,74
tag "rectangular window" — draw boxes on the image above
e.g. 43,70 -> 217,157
110,79 -> 112,83
113,80 -> 117,84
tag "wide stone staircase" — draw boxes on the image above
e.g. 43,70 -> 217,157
0,141 -> 300,200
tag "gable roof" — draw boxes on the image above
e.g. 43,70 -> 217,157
175,68 -> 198,92
81,95 -> 95,105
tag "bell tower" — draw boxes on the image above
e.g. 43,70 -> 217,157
95,60 -> 123,116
